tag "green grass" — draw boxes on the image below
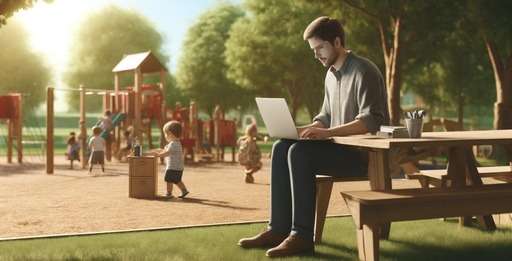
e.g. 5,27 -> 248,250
1,217 -> 512,260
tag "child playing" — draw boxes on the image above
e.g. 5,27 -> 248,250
117,129 -> 134,162
99,110 -> 113,158
150,121 -> 189,198
237,123 -> 262,183
66,132 -> 80,169
88,126 -> 106,174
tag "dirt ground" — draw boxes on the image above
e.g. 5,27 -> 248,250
0,154 -> 420,239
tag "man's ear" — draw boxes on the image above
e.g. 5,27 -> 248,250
334,37 -> 342,48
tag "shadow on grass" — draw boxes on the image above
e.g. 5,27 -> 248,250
383,238 -> 512,260
316,240 -> 358,260
442,218 -> 512,233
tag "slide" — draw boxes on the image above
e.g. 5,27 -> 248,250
100,113 -> 126,139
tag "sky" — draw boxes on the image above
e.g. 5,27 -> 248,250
13,0 -> 240,112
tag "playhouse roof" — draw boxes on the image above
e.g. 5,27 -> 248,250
112,51 -> 167,74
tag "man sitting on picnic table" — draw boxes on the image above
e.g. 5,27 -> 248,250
237,16 -> 389,257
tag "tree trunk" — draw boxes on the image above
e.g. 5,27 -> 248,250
305,102 -> 316,122
457,91 -> 464,130
485,40 -> 512,162
485,40 -> 512,130
285,80 -> 301,120
379,17 -> 402,125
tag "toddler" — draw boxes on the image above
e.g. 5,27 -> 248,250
66,132 -> 80,169
237,123 -> 262,183
150,121 -> 189,198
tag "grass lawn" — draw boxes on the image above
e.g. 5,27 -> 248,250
1,217 -> 512,260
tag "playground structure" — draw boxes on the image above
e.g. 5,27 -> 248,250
110,51 -> 237,163
0,94 -> 22,163
111,51 -> 167,152
167,102 -> 237,162
46,51 -> 238,174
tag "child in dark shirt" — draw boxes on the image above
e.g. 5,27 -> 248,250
66,132 -> 80,169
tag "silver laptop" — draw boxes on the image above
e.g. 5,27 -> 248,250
255,97 -> 301,140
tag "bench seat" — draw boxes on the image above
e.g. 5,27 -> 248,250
407,166 -> 512,188
341,183 -> 512,261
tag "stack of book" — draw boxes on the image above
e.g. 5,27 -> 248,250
376,125 -> 409,138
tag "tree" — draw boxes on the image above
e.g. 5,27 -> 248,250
176,3 -> 245,116
397,1 -> 489,127
468,0 -> 512,131
63,5 -> 170,111
436,17 -> 494,128
225,0 -> 326,119
0,0 -> 51,27
329,1 -> 440,125
0,20 -> 51,113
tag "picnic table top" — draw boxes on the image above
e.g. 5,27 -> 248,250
332,129 -> 512,149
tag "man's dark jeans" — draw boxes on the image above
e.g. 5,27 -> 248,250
269,139 -> 368,241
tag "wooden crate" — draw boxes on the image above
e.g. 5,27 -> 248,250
128,156 -> 158,199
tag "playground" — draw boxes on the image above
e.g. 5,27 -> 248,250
1,154 -> 426,239
0,155 -> 269,238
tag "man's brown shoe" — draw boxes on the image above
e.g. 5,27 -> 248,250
238,230 -> 287,249
266,234 -> 314,257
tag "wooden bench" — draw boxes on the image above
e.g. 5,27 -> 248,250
341,183 -> 512,261
408,166 -> 512,188
314,175 -> 367,243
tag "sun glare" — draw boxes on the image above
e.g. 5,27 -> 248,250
14,0 -> 110,112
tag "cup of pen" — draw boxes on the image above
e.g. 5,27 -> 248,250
405,109 -> 426,138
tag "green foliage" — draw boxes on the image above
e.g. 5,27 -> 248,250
469,0 -> 512,53
225,0 -> 327,118
0,20 -> 51,114
176,3 -> 245,115
325,0 -> 501,126
63,5 -> 170,112
0,0 -> 52,27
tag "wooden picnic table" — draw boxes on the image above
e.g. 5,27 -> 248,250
332,129 -> 512,238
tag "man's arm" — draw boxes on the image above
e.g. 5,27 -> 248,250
300,119 -> 368,139
297,120 -> 325,136
327,119 -> 368,136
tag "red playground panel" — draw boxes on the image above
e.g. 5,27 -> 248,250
217,120 -> 237,146
0,95 -> 21,119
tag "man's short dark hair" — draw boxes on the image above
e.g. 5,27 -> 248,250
303,16 -> 345,47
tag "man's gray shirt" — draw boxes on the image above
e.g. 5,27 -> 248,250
313,52 -> 389,132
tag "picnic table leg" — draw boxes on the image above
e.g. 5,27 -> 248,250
368,149 -> 392,239
446,147 -> 473,226
358,224 -> 379,261
462,147 -> 496,230
447,147 -> 497,230
356,228 -> 366,260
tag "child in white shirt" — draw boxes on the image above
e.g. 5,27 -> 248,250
88,126 -> 106,174
150,121 -> 189,198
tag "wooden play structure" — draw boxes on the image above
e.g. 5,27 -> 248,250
0,93 -> 22,163
167,102 -> 237,162
46,51 -> 168,174
111,51 -> 167,151
46,51 -> 239,174
112,51 -> 237,163
47,86 -> 90,173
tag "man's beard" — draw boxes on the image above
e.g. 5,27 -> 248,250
324,51 -> 339,68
